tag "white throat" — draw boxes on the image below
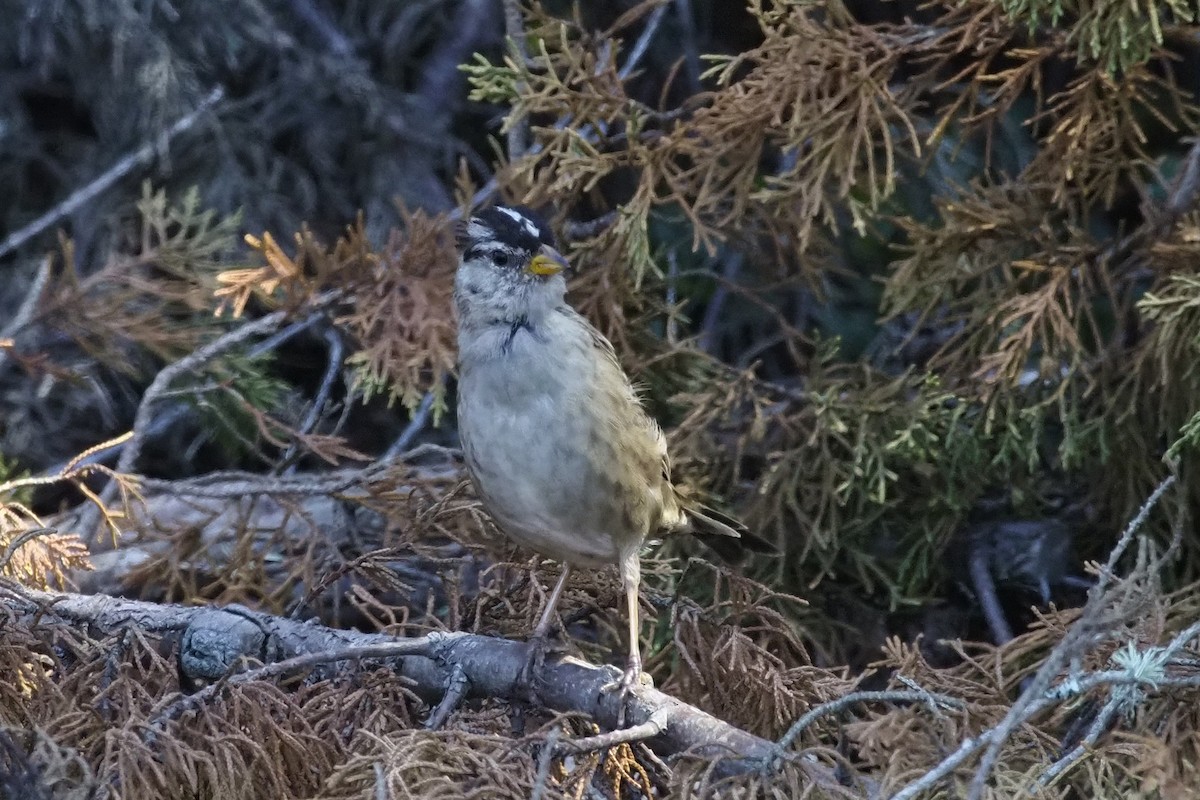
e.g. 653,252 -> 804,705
454,260 -> 564,329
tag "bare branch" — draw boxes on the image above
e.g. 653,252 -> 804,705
0,257 -> 52,370
0,88 -> 225,261
72,307 -> 339,547
279,324 -> 345,471
383,387 -> 439,460
887,472 -> 1178,800
557,708 -> 671,754
531,726 -> 562,800
1,587 -> 860,790
0,527 -> 58,573
117,310 -> 291,476
150,636 -> 443,730
669,0 -> 701,90
1035,693 -> 1123,787
618,3 -> 670,81
285,0 -> 354,57
772,690 -> 965,759
501,0 -> 531,159
1164,137 -> 1200,221
425,663 -> 470,730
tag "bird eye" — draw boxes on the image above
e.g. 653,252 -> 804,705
492,251 -> 511,267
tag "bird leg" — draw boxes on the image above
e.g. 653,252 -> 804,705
520,564 -> 571,689
600,550 -> 649,726
533,563 -> 571,639
620,555 -> 643,690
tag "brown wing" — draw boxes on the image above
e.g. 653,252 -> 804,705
553,305 -> 775,562
558,305 -> 677,521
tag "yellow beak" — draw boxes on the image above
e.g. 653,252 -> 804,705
527,246 -> 569,277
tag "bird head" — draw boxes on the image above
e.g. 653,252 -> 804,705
453,206 -> 570,327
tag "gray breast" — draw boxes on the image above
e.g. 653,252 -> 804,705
456,319 -> 652,567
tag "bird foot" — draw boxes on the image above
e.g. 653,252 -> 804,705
600,656 -> 652,727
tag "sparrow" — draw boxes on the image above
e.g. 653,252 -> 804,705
453,205 -> 771,690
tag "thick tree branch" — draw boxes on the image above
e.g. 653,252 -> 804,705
2,588 -> 862,794
66,459 -> 460,598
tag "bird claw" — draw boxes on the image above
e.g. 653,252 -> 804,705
600,657 -> 652,727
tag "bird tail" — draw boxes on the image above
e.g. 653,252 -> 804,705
683,501 -> 776,564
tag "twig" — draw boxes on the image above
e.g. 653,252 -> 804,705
1093,474 -> 1177,594
895,676 -> 952,723
44,432 -> 133,486
531,726 -> 562,800
501,0 -> 532,159
557,708 -> 672,754
0,528 -> 58,573
670,0 -> 702,90
0,88 -> 224,261
889,651 -> 1200,800
771,690 -> 964,762
665,249 -> 680,344
131,460 -> 428,499
1036,693 -> 1122,787
888,718 -> 1013,800
563,212 -> 619,241
963,472 -> 1177,799
425,663 -> 470,730
301,326 -> 345,429
465,1 -> 669,218
149,636 -> 442,730
888,473 -> 1177,800
962,473 -> 1177,800
618,3 -> 669,81
35,314 -> 329,481
0,257 -> 52,370
286,0 -> 354,57
384,387 -> 439,461
1039,619 -> 1200,786
697,252 -> 742,354
969,544 -> 1013,644
280,325 -> 345,471
248,311 -> 328,357
0,455 -> 125,497
116,310 -> 293,478
1164,137 -> 1200,220
373,763 -> 388,800
1160,620 -> 1200,662
76,308 -> 307,545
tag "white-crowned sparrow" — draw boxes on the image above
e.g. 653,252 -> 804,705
453,205 -> 770,688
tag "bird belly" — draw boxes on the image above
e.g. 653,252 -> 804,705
458,345 -> 650,568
